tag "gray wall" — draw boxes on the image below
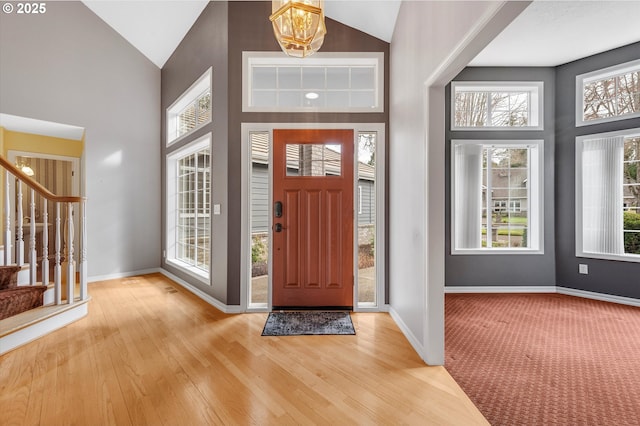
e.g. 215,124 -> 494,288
358,179 -> 375,225
0,1 -> 161,279
555,42 -> 640,299
445,67 -> 556,287
161,2 -> 229,302
251,163 -> 269,233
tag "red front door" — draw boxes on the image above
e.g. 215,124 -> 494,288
272,129 -> 354,308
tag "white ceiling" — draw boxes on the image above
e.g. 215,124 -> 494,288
82,0 -> 210,68
470,1 -> 640,66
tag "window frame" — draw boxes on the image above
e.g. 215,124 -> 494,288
575,59 -> 640,127
451,139 -> 544,255
165,134 -> 212,283
167,67 -> 212,146
242,52 -> 384,113
575,127 -> 640,263
451,81 -> 544,131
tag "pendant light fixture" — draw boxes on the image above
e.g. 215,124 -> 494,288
270,0 -> 326,58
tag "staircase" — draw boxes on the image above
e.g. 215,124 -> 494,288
0,155 -> 88,355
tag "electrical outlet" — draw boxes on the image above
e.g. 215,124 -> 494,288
579,264 -> 588,275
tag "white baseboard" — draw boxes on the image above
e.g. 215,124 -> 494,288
159,269 -> 243,314
88,268 -> 162,283
557,286 -> 640,308
0,301 -> 88,355
388,306 -> 425,361
445,285 -> 640,308
445,286 -> 556,294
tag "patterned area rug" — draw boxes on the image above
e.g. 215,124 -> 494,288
262,311 -> 356,336
446,293 -> 640,426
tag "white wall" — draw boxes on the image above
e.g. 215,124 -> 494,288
0,2 -> 161,279
389,0 -> 530,365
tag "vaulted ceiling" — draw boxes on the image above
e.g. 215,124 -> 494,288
81,1 -> 640,70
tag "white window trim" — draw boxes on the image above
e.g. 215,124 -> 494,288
576,59 -> 640,127
167,67 -> 212,146
451,139 -> 544,255
166,134 -> 212,284
242,52 -> 384,113
575,127 -> 640,263
358,185 -> 363,215
451,81 -> 544,131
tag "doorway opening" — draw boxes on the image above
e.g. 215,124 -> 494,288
242,123 -> 385,312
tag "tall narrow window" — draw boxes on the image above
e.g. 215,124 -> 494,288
577,129 -> 640,260
176,148 -> 211,270
249,131 -> 270,307
166,135 -> 211,281
357,131 -> 377,305
452,140 -> 543,253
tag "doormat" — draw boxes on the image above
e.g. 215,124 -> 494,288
261,311 -> 356,336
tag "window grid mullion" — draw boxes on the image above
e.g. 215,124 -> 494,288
486,148 -> 493,248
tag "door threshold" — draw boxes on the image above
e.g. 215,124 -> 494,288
273,306 -> 353,311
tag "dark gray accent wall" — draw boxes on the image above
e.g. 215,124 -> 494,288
227,1 -> 390,305
161,1 -> 390,306
445,67 -> 556,287
161,2 -> 229,301
555,42 -> 640,299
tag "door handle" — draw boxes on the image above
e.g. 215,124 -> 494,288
274,223 -> 286,232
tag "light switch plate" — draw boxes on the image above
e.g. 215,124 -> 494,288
213,204 -> 221,215
579,264 -> 588,274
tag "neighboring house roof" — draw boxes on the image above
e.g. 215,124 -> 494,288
483,168 -> 528,199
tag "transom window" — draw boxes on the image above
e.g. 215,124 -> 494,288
167,68 -> 212,145
577,59 -> 640,126
243,52 -> 383,112
177,90 -> 211,138
451,82 -> 543,130
576,129 -> 640,261
451,140 -> 543,253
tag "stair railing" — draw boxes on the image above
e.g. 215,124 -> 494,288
0,155 -> 87,305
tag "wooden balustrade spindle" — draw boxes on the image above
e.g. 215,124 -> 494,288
3,170 -> 11,266
65,202 -> 74,303
16,181 -> 24,266
42,198 -> 49,286
29,189 -> 37,284
55,202 -> 62,305
80,200 -> 87,301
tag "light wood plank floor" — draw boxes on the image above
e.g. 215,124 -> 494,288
0,273 -> 487,425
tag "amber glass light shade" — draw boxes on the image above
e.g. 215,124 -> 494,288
270,0 -> 326,58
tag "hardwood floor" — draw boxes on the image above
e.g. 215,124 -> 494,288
0,273 -> 487,425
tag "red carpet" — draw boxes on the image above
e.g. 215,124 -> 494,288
445,293 -> 640,425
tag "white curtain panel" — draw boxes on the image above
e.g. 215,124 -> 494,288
582,136 -> 625,254
454,144 -> 483,249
